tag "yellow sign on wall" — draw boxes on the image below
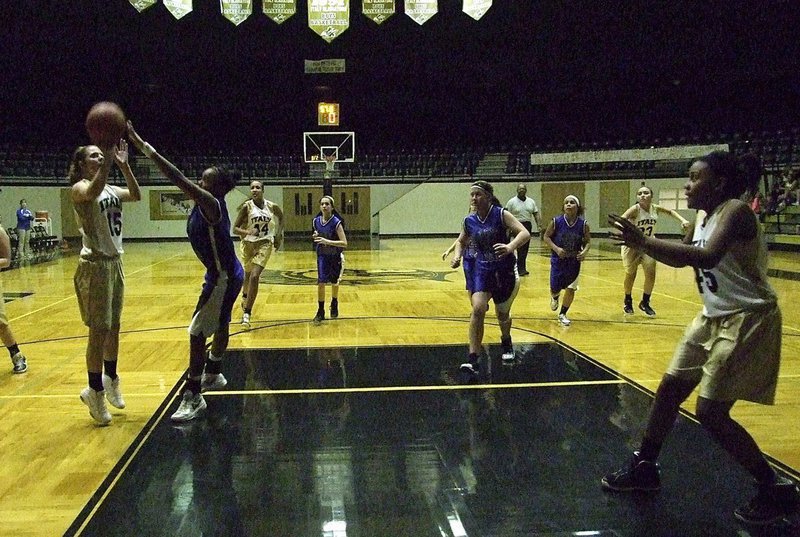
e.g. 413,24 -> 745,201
318,102 -> 340,126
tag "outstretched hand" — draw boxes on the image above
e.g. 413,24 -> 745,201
114,139 -> 129,165
126,120 -> 145,152
607,213 -> 646,248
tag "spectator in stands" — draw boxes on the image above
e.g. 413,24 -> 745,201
619,185 -> 690,317
233,180 -> 284,328
69,140 -> 141,425
765,179 -> 783,215
748,190 -> 764,222
15,199 -> 34,260
504,184 -> 541,276
0,222 -> 28,373
777,169 -> 799,209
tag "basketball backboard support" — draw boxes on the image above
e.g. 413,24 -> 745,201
304,131 -> 355,163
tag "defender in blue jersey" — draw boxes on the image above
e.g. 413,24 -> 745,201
543,195 -> 591,326
128,122 -> 244,423
451,181 -> 529,375
312,195 -> 347,323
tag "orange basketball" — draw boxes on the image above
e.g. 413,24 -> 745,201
85,101 -> 126,147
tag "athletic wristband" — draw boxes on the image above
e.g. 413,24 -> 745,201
142,142 -> 156,158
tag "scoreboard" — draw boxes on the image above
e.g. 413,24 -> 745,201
318,102 -> 340,126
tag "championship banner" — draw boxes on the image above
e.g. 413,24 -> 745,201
362,0 -> 394,24
304,59 -> 346,73
308,0 -> 350,43
220,0 -> 252,25
129,0 -> 157,12
405,0 -> 437,25
164,0 -> 192,19
463,0 -> 491,20
263,0 -> 296,24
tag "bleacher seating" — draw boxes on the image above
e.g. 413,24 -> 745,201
0,128 -> 797,186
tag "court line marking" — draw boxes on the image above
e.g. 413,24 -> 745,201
0,379 -> 628,400
6,251 -> 187,324
203,379 -> 627,395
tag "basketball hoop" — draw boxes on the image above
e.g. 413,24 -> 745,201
323,154 -> 337,178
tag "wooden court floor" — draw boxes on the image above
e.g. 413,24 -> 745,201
0,237 -> 799,536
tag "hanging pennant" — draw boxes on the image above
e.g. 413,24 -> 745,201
263,0 -> 296,24
405,0 -> 437,25
163,0 -> 192,19
308,0 -> 350,43
129,0 -> 157,12
462,0 -> 491,20
220,0 -> 252,25
362,0 -> 394,25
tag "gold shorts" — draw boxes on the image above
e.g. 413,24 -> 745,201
666,305 -> 781,405
0,278 -> 7,326
621,245 -> 656,274
240,240 -> 273,272
74,257 -> 125,329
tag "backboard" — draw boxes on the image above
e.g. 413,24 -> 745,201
304,131 -> 355,163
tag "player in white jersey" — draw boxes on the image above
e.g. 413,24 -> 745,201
68,141 -> 141,426
620,185 -> 690,316
233,181 -> 284,328
603,151 -> 799,526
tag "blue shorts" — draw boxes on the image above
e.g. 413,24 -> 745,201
466,260 -> 518,304
550,257 -> 581,292
189,270 -> 244,338
462,257 -> 476,291
318,253 -> 344,284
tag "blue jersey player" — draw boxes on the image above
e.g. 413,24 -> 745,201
128,122 -> 244,423
543,195 -> 591,326
312,196 -> 347,323
451,181 -> 529,375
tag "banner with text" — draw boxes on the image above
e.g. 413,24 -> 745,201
463,0 -> 491,20
405,0 -> 437,25
362,0 -> 394,24
304,59 -> 347,73
129,0 -> 157,12
164,0 -> 192,19
308,0 -> 350,43
220,0 -> 252,25
263,0 -> 296,23
530,144 -> 730,165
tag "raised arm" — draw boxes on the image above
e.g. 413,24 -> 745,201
111,139 -> 141,203
127,121 -> 220,222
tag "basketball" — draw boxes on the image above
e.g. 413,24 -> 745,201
85,101 -> 126,146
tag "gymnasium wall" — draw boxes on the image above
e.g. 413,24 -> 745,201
0,177 -> 692,240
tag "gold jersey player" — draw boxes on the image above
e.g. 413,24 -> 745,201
70,140 -> 141,426
620,185 -> 690,316
233,180 -> 284,328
